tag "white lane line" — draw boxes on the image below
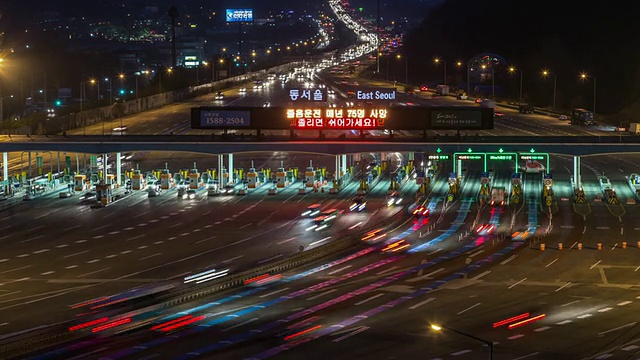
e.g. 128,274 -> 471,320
598,322 -> 637,336
509,278 -> 527,289
138,245 -> 148,249
33,249 -> 50,254
555,282 -> 571,292
257,254 -> 284,264
76,267 -> 111,278
590,260 -> 602,270
577,314 -> 593,319
2,265 -> 32,274
64,225 -> 81,231
0,259 -> 8,263
133,211 -> 149,218
40,271 -> 55,276
238,223 -> 253,230
222,318 -> 259,332
561,300 -> 580,307
127,235 -> 146,241
65,265 -> 78,269
170,222 -> 183,228
598,307 -> 613,313
332,326 -> 370,342
27,225 -> 45,232
468,249 -> 484,258
409,297 -> 435,310
16,254 -> 29,258
222,255 -> 244,264
451,350 -> 471,356
376,266 -> 399,276
195,237 -> 215,244
545,258 -> 558,267
354,293 -> 384,306
508,334 -> 524,340
259,288 -> 291,298
306,289 -> 337,301
55,244 -> 69,248
471,271 -> 491,280
500,255 -> 517,265
308,236 -> 332,247
327,265 -> 352,275
0,291 -> 20,299
277,237 -> 297,245
139,253 -> 161,261
534,327 -> 551,332
556,320 -> 572,325
457,302 -> 481,315
617,301 -> 632,306
87,259 -> 100,263
75,239 -> 87,244
63,250 -> 89,259
120,250 -> 132,254
21,235 -> 44,243
93,235 -> 104,239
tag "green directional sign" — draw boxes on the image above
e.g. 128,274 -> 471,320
519,152 -> 550,173
436,148 -> 442,153
453,152 -> 486,173
428,154 -> 450,161
488,154 -> 514,160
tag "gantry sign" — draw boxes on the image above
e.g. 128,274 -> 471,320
191,106 -> 495,131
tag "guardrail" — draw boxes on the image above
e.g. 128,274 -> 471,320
0,195 -> 412,358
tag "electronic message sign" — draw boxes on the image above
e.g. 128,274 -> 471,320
196,109 -> 251,128
286,108 -> 387,129
353,88 -> 396,101
225,9 -> 254,23
190,106 -> 493,131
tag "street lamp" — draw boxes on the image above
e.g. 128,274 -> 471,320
397,54 -> 407,85
481,64 -> 495,99
541,69 -> 557,109
0,94 -> 14,134
508,66 -> 523,105
579,72 -> 596,120
434,58 -> 447,85
430,323 -> 493,359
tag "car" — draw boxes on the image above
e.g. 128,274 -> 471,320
387,191 -> 402,206
79,191 -> 97,203
518,104 -> 534,113
475,223 -> 496,236
349,196 -> 366,212
412,205 -> 429,217
302,203 -> 322,217
263,101 -> 271,107
176,180 -> 189,190
113,125 -> 127,132
381,239 -> 410,253
457,93 -> 468,100
59,191 -> 72,198
215,91 -> 224,100
559,114 -> 569,121
179,189 -> 196,200
420,85 -> 429,92
431,94 -> 439,99
494,110 -> 505,117
239,87 -> 246,93
253,84 -> 264,90
475,98 -> 483,104
361,228 -> 386,242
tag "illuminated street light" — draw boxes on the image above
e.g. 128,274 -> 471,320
434,58 -> 446,85
430,323 -> 493,359
541,69 -> 557,109
579,72 -> 596,121
508,66 -> 523,105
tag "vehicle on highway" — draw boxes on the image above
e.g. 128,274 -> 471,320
405,86 -> 416,95
494,109 -> 505,117
206,179 -> 219,196
185,189 -> 197,199
475,98 -> 483,103
302,203 -> 322,217
239,87 -> 246,93
419,85 -> 429,92
214,91 -> 224,100
79,191 -> 97,203
518,103 -> 534,113
490,186 -> 506,206
263,101 -> 271,107
412,205 -> 429,217
176,180 -> 189,190
476,223 -> 495,236
361,228 -> 386,242
349,196 -> 366,212
457,92 -> 468,100
59,191 -> 72,198
381,239 -> 410,253
570,108 -> 595,125
113,125 -> 127,133
387,191 -> 402,206
559,114 -> 569,120
524,160 -> 545,173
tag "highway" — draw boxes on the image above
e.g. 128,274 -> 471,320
3,1 -> 640,358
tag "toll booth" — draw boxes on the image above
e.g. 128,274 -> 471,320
305,167 -> 315,187
131,170 -> 145,190
234,168 -> 244,184
221,167 -> 229,187
105,174 -> 116,187
543,174 -> 554,207
206,168 -> 217,181
74,174 -> 87,192
96,183 -> 113,206
89,173 -> 101,188
447,172 -> 458,202
160,170 -> 173,190
188,169 -> 201,189
276,167 -> 289,188
246,168 -> 261,188
479,172 -> 490,204
511,173 -> 522,205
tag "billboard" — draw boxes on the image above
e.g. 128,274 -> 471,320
191,106 -> 494,131
225,9 -> 254,23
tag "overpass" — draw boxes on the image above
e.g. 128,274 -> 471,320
2,135 -> 640,156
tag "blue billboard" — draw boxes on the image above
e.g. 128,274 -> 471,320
225,9 -> 254,23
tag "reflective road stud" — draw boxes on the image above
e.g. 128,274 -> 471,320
622,242 -> 627,249
558,243 -> 563,251
540,243 -> 545,251
577,243 -> 582,250
597,243 -> 602,250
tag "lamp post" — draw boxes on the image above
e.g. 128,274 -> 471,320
0,94 -> 14,134
580,73 -> 596,120
430,324 -> 493,359
434,58 -> 447,85
542,70 -> 557,109
481,64 -> 495,99
508,67 -> 523,105
397,54 -> 407,85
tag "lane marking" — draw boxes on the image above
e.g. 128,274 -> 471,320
457,302 -> 481,315
259,288 -> 290,298
76,267 -> 111,278
222,318 -> 259,332
509,278 -> 527,289
238,223 -> 253,230
327,265 -> 352,275
332,326 -> 369,342
354,293 -> 384,306
590,260 -> 601,270
500,255 -> 517,265
545,259 -> 558,268
409,297 -> 435,310
598,322 -> 637,336
555,282 -> 571,292
376,266 -> 399,276
139,253 -> 161,261
277,237 -> 297,245
63,250 -> 89,259
306,289 -> 337,301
